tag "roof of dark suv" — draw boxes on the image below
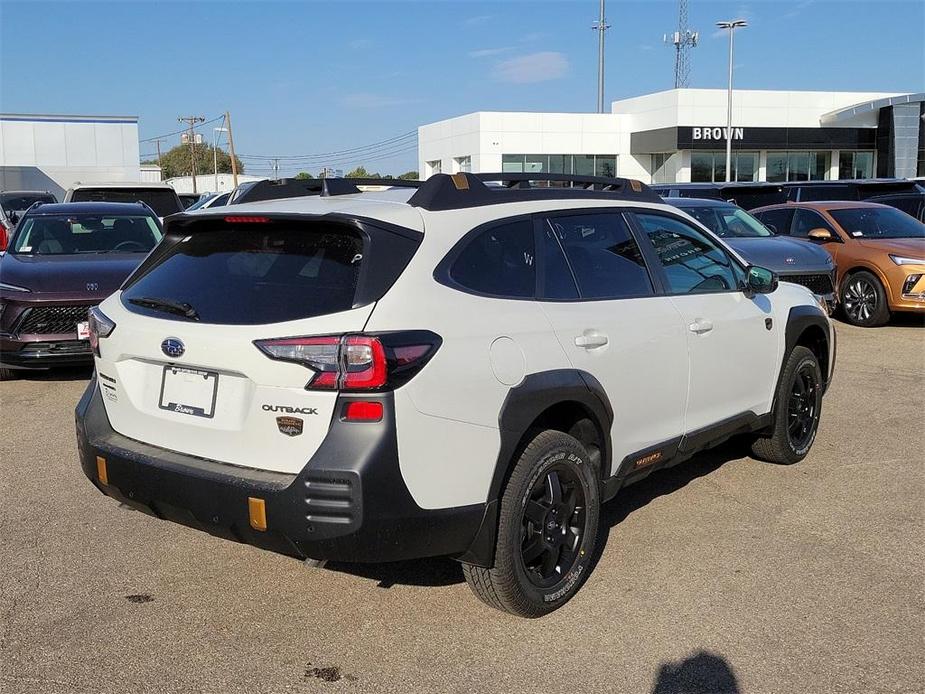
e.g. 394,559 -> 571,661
21,201 -> 156,217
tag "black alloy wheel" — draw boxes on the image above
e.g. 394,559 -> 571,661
787,362 -> 818,451
519,465 -> 587,589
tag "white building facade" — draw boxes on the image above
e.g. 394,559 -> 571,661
418,89 -> 925,184
0,113 -> 141,198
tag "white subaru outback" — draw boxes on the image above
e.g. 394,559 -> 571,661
76,173 -> 835,618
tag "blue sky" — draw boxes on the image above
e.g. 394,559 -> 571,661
2,0 -> 923,176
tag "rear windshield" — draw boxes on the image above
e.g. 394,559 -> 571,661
122,224 -> 365,324
1,193 -> 56,216
12,214 -> 162,255
70,188 -> 182,217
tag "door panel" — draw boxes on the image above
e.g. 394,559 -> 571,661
632,211 -> 779,432
538,212 -> 689,472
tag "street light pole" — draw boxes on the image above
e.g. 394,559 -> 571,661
716,19 -> 747,183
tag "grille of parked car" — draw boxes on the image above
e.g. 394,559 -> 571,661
15,305 -> 90,336
781,273 -> 835,296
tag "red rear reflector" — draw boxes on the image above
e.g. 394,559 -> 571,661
342,401 -> 383,422
224,216 -> 270,223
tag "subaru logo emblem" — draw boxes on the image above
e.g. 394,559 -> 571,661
161,338 -> 185,358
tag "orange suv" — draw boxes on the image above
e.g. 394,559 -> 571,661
752,201 -> 925,327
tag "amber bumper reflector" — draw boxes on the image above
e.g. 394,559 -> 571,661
248,497 -> 267,531
96,456 -> 108,485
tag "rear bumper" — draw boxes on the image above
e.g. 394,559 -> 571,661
75,379 -> 485,563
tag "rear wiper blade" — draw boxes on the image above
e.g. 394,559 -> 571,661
128,296 -> 200,320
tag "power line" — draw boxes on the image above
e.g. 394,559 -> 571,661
237,130 -> 417,161
139,114 -> 224,143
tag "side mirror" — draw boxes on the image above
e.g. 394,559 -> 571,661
745,265 -> 778,296
807,228 -> 832,242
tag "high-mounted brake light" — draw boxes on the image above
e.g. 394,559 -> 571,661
224,216 -> 271,223
254,332 -> 441,391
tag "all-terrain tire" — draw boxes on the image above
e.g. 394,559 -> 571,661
751,346 -> 823,465
463,430 -> 600,618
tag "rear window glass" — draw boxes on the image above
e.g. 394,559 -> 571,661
1,193 -> 56,216
70,188 -> 182,216
795,185 -> 857,202
122,224 -> 364,324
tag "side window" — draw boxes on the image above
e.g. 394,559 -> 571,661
753,208 -> 794,236
792,209 -> 835,238
634,213 -> 742,295
539,223 -> 579,300
545,213 -> 653,299
449,220 -> 535,298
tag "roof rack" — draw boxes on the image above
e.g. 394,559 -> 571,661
407,173 -> 662,211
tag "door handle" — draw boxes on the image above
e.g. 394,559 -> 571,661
575,333 -> 609,349
688,319 -> 714,334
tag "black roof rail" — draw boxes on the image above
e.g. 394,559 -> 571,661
407,172 -> 662,211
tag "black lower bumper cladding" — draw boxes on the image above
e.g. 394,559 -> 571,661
75,379 -> 484,563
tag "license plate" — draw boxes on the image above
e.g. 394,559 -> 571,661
77,321 -> 90,340
158,366 -> 218,418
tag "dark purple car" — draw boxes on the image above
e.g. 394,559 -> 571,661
0,202 -> 162,378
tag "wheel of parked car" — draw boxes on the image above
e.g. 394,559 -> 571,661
841,270 -> 890,327
462,430 -> 600,618
750,346 -> 823,465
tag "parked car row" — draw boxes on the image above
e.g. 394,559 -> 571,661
1,176 -> 923,381
653,178 -> 925,219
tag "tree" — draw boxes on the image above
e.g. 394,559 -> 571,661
398,170 -> 419,180
154,143 -> 244,179
346,166 -> 378,178
294,171 -> 315,179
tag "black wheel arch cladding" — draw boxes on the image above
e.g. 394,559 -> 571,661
457,369 -> 613,568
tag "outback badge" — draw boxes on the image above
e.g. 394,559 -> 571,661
276,416 -> 303,437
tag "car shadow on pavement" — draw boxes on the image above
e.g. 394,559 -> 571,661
5,365 -> 94,383
651,650 -> 741,694
328,440 -> 748,590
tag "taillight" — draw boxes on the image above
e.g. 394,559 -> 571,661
88,306 -> 116,357
255,331 -> 440,391
0,222 -> 8,252
224,216 -> 270,223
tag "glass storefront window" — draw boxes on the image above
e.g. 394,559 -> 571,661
498,154 -> 618,178
595,155 -> 616,177
838,151 -> 874,179
573,155 -> 595,176
766,151 -> 831,182
502,154 -> 524,173
690,151 -> 758,182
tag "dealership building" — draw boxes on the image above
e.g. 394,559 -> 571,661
418,89 -> 925,184
0,113 -> 141,198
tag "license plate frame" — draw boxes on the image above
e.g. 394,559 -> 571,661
158,365 -> 219,419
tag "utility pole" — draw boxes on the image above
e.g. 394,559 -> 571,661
178,115 -> 205,194
155,139 -> 163,174
225,111 -> 239,188
592,0 -> 610,113
664,0 -> 698,88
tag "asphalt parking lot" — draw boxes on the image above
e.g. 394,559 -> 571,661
1,318 -> 923,694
